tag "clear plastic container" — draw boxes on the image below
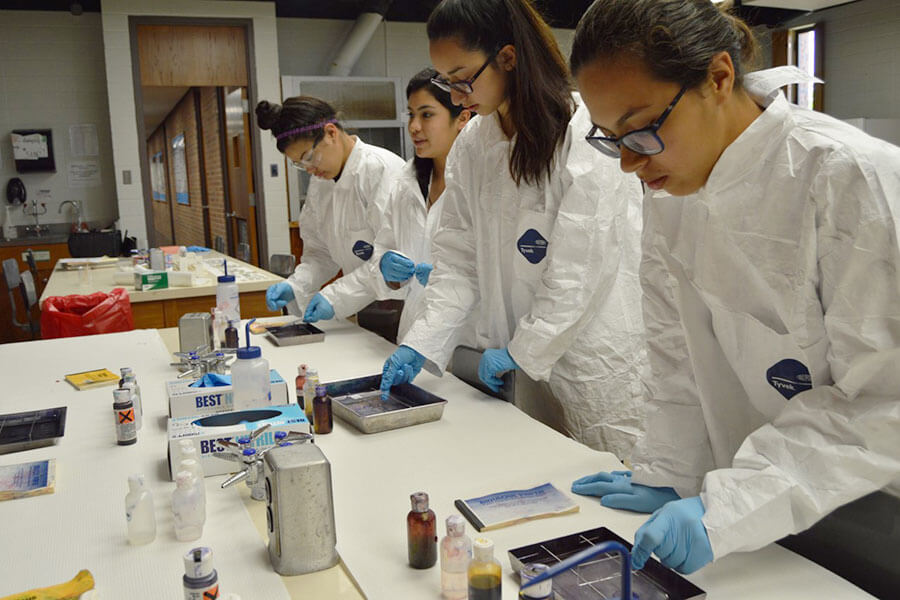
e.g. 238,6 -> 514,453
172,471 -> 205,542
125,473 -> 156,545
468,538 -> 501,600
216,261 -> 240,323
441,515 -> 472,599
231,321 -> 270,410
178,457 -> 206,506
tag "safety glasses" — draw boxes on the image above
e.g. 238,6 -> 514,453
585,86 -> 687,158
431,49 -> 500,95
288,139 -> 323,170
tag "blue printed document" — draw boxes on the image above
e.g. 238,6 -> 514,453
0,459 -> 56,501
455,482 -> 579,532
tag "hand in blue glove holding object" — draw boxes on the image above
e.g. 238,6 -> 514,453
380,345 -> 426,400
380,251 -> 416,282
303,293 -> 335,322
477,347 -> 518,393
266,281 -> 295,311
632,496 -> 713,574
414,263 -> 433,286
571,470 -> 680,513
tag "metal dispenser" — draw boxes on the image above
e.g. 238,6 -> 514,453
263,442 -> 338,575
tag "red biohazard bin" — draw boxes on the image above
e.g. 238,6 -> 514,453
40,287 -> 135,339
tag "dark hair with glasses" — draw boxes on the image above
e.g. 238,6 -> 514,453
407,68 -> 466,201
427,0 -> 574,186
570,0 -> 759,89
256,96 -> 344,153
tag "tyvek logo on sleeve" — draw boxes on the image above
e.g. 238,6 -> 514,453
352,240 -> 374,261
517,229 -> 548,264
766,358 -> 812,400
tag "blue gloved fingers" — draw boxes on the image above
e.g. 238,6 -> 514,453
380,251 -> 416,282
631,511 -> 664,570
266,282 -> 294,311
304,294 -> 334,322
266,286 -> 282,311
600,492 -> 656,512
483,374 -> 503,393
633,497 -> 712,574
380,360 -> 398,400
572,471 -> 619,486
414,263 -> 433,286
611,470 -> 632,477
571,471 -> 632,497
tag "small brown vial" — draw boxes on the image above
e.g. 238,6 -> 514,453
407,491 -> 437,568
313,384 -> 332,434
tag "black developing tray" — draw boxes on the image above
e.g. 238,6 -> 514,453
0,407 -> 68,455
509,526 -> 706,599
324,374 -> 447,433
265,322 -> 326,346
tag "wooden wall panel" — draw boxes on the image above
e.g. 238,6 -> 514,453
147,126 -> 174,245
137,25 -> 248,87
165,90 -> 206,246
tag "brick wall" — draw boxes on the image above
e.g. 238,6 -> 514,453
199,87 -> 228,250
165,90 -> 206,245
147,126 -> 173,244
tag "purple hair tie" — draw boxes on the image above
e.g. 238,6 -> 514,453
274,118 -> 338,140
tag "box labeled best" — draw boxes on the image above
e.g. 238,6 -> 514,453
166,369 -> 290,417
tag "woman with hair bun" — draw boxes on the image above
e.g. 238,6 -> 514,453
257,96 -> 405,321
569,0 -> 900,585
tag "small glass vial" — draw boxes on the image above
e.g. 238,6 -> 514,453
313,384 -> 333,434
407,491 -> 437,569
468,537 -> 501,600
303,368 -> 319,423
224,320 -> 239,349
183,547 -> 219,600
125,473 -> 156,545
440,515 -> 472,599
113,388 -> 137,445
296,364 -> 308,409
172,470 -> 205,541
520,562 -> 553,599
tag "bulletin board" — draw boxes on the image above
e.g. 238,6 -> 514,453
151,151 -> 167,202
171,133 -> 189,205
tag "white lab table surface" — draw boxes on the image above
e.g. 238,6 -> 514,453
0,320 -> 875,599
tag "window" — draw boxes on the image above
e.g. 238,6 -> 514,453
783,24 -> 824,111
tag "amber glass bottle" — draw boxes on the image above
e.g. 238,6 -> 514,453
312,384 -> 332,434
407,492 -> 437,568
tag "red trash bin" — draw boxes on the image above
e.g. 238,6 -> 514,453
40,287 -> 135,339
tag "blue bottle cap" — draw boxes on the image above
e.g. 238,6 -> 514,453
236,345 -> 261,359
218,259 -> 234,282
274,431 -> 287,440
242,448 -> 256,456
237,436 -> 251,445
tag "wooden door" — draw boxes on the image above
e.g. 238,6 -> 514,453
222,86 -> 259,265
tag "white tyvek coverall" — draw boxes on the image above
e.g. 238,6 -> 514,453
284,137 -> 405,316
401,96 -> 647,456
630,77 -> 900,560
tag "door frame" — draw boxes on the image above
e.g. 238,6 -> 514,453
129,16 -> 268,265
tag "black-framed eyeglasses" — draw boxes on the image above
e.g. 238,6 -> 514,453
585,86 -> 688,158
431,48 -> 500,95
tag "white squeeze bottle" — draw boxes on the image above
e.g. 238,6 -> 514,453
440,515 -> 472,599
172,470 -> 205,541
125,474 -> 157,545
231,319 -> 270,410
216,260 -> 240,324
178,457 -> 206,507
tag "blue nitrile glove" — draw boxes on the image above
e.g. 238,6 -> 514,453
380,345 -> 426,400
571,470 -> 680,513
477,347 -> 518,393
414,263 -> 433,286
632,496 -> 713,574
188,373 -> 232,387
266,281 -> 295,311
380,251 -> 416,282
303,293 -> 335,322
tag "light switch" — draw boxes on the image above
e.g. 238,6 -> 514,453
122,170 -> 132,185
270,163 -> 278,177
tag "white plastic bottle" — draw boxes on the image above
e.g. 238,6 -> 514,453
231,321 -> 270,410
440,515 -> 472,599
302,368 -> 319,423
216,260 -> 240,324
125,474 -> 157,545
178,457 -> 206,507
172,470 -> 205,541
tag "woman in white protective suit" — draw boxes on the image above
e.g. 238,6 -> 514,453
257,96 -> 405,320
567,0 -> 900,593
379,0 -> 648,458
294,69 -> 472,340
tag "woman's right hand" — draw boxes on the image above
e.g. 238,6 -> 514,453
265,281 -> 295,311
379,251 -> 416,282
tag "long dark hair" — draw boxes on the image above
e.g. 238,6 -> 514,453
427,0 -> 574,186
255,96 -> 344,153
407,68 -> 466,201
570,0 -> 759,90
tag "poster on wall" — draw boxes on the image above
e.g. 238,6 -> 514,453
69,124 -> 99,157
151,151 -> 166,202
172,133 -> 189,205
67,160 -> 101,188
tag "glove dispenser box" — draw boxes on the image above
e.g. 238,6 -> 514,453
264,443 -> 338,575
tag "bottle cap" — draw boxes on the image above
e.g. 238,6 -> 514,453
274,431 -> 287,440
473,537 -> 494,561
242,448 -> 257,456
179,439 -> 196,451
315,384 -> 327,396
297,364 -> 307,376
410,491 -> 429,512
175,470 -> 195,487
237,319 -> 262,359
179,458 -> 200,472
218,259 -> 235,283
446,514 -> 465,536
183,547 -> 215,579
306,367 -> 318,376
112,388 -> 132,405
120,367 -> 133,376
520,563 -> 553,598
237,436 -> 252,445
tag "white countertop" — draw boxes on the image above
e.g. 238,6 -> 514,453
0,321 -> 875,599
39,250 -> 282,306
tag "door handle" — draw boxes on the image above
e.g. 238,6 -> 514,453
225,212 -> 238,218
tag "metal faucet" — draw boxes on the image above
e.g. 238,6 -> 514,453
23,199 -> 47,236
58,200 -> 84,231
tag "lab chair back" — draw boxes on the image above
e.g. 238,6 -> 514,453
269,253 -> 296,279
2,257 -> 40,339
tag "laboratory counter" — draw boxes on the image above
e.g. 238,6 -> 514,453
0,320 -> 876,599
38,250 -> 282,329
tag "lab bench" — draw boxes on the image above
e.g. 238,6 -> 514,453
0,321 -> 876,599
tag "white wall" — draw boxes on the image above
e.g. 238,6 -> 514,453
0,11 -> 118,231
785,0 -> 900,119
101,0 -> 289,258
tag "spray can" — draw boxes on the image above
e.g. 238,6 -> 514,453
113,388 -> 137,445
183,547 -> 219,600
